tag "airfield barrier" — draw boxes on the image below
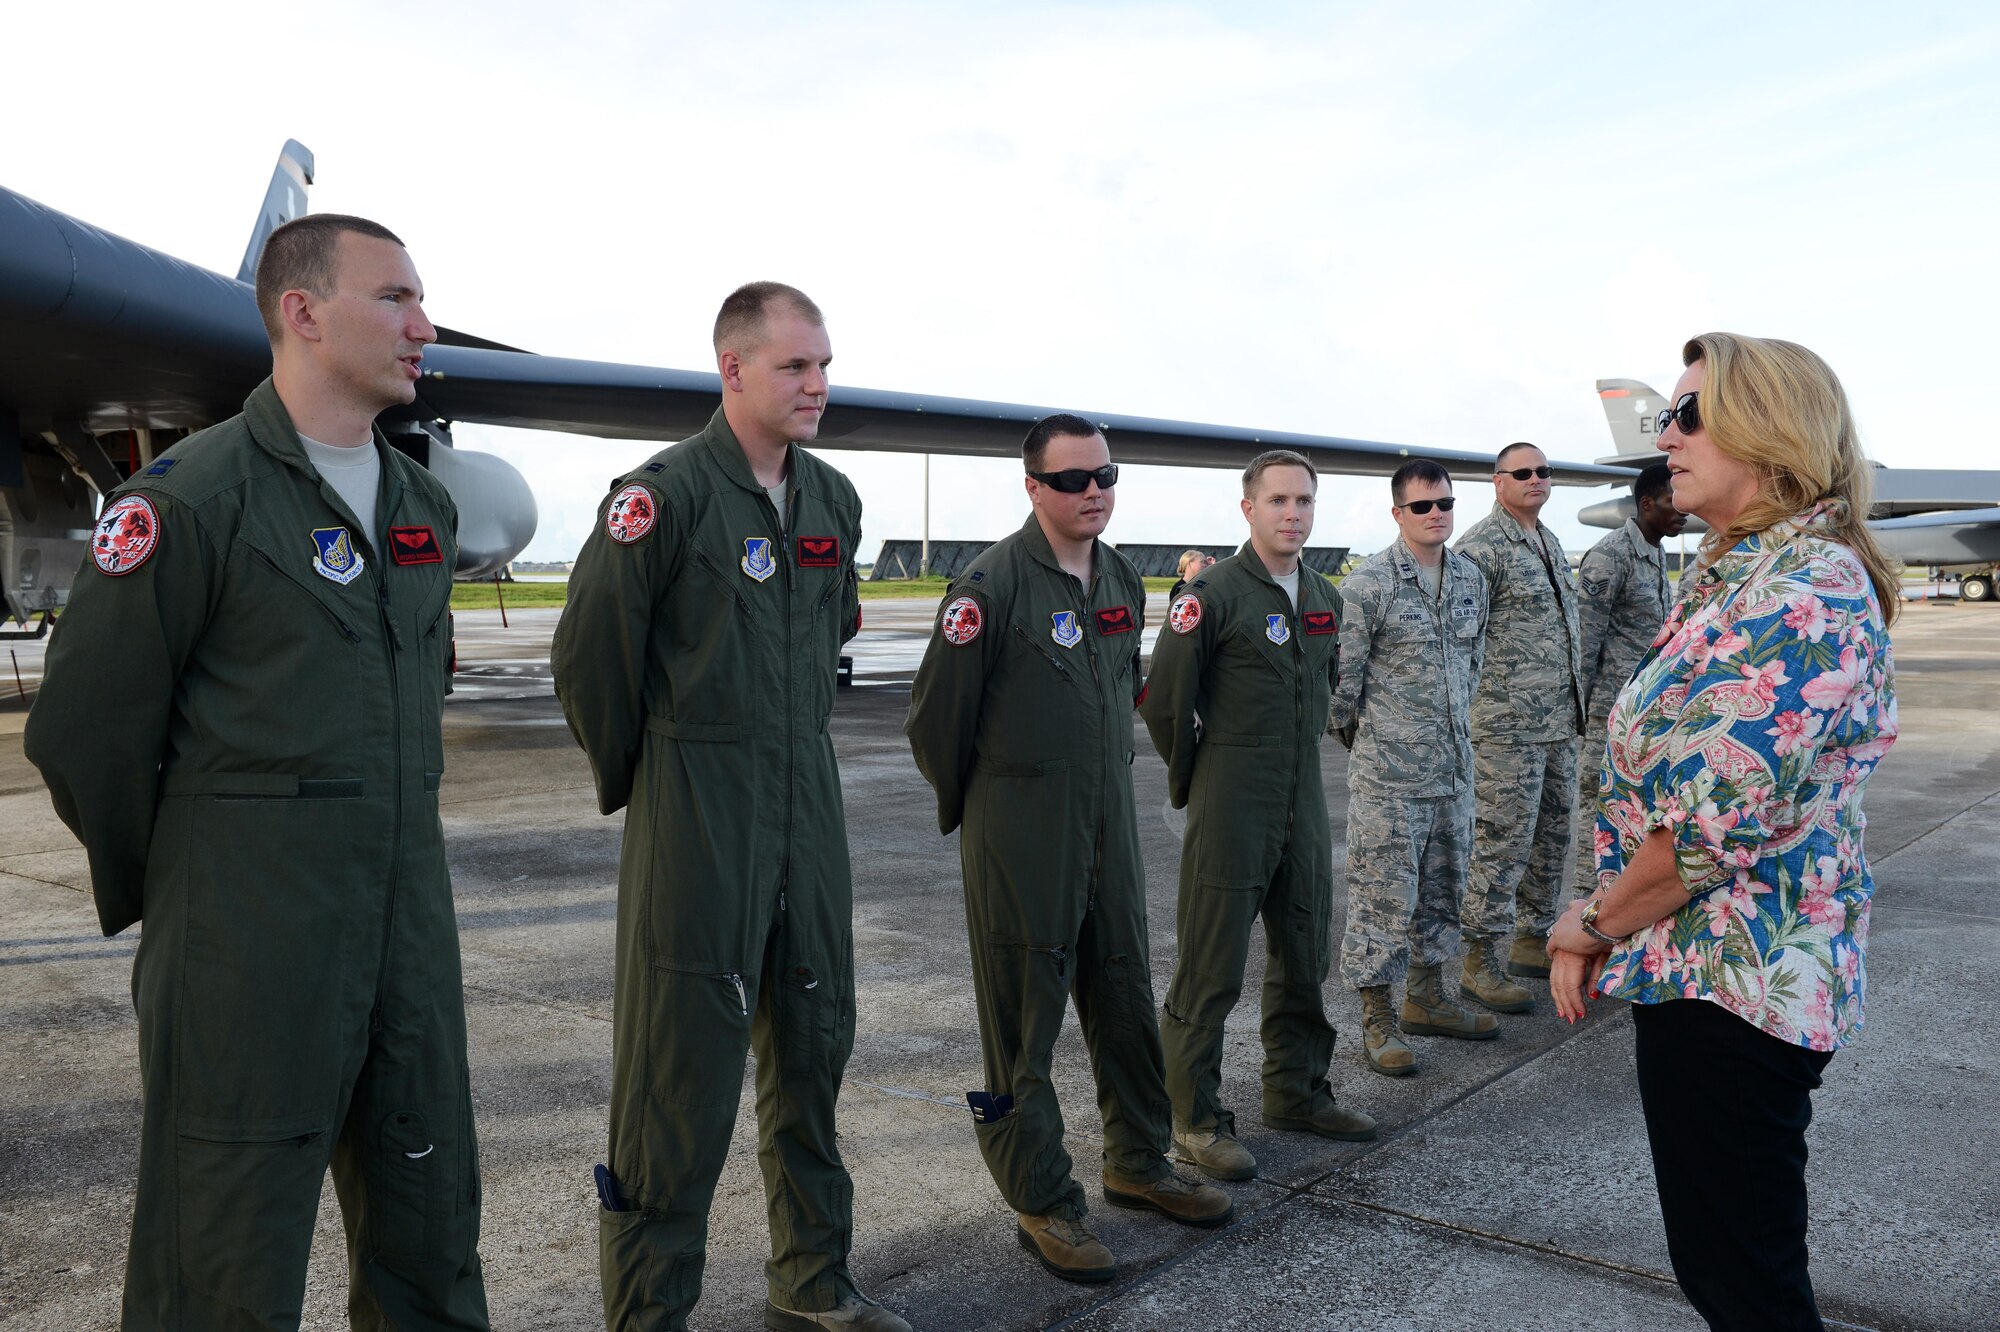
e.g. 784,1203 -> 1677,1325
869,540 -> 1349,580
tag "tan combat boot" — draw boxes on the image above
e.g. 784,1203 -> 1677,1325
1263,1101 -> 1380,1141
1400,963 -> 1500,1039
1016,1211 -> 1117,1283
1358,985 -> 1417,1076
1101,1166 -> 1235,1228
1460,938 -> 1535,1014
763,1291 -> 913,1331
1173,1123 -> 1258,1181
1507,931 -> 1553,979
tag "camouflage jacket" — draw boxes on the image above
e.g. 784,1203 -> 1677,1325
1577,518 -> 1671,722
1455,505 -> 1583,743
1329,538 -> 1487,797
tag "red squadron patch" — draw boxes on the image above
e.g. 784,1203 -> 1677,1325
92,495 -> 160,576
940,595 -> 983,646
1168,593 -> 1203,635
388,525 -> 443,565
606,484 -> 658,544
1095,605 -> 1135,636
1303,610 -> 1337,635
797,535 -> 840,568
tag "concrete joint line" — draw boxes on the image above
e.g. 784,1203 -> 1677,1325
1874,786 -> 2000,864
459,979 -> 611,1025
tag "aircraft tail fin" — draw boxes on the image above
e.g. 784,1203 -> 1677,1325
235,139 -> 315,284
1594,378 -> 1669,466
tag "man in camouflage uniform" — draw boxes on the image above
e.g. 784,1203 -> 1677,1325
1454,442 -> 1584,1012
1571,463 -> 1685,900
1141,450 -> 1376,1178
906,415 -> 1230,1286
1331,461 -> 1497,1076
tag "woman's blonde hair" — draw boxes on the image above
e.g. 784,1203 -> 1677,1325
1683,332 -> 1900,625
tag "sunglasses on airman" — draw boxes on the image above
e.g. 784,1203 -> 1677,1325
1655,392 -> 1700,437
1398,497 -> 1455,515
1496,465 -> 1552,481
1029,465 -> 1119,493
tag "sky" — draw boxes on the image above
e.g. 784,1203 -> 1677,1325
6,1 -> 1997,566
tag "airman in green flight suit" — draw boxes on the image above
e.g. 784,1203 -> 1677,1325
25,216 -> 489,1331
552,284 -> 907,1332
1140,450 -> 1378,1183
906,416 -> 1232,1286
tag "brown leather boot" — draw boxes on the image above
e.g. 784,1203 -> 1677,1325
1401,964 -> 1500,1039
1460,938 -> 1534,1014
1507,931 -> 1553,978
1173,1124 -> 1258,1181
1264,1101 -> 1380,1141
1101,1167 -> 1235,1228
1016,1211 -> 1117,1283
1359,985 -> 1417,1076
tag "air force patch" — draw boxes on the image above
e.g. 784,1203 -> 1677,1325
796,535 -> 840,568
1095,605 -> 1135,636
389,525 -> 443,566
91,495 -> 160,576
941,595 -> 983,645
1169,594 -> 1202,635
1303,610 -> 1337,635
606,484 -> 658,544
312,527 -> 365,585
741,537 -> 776,582
1265,614 -> 1291,645
1051,610 -> 1083,649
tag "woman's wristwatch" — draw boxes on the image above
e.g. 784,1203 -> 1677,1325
1579,898 -> 1619,946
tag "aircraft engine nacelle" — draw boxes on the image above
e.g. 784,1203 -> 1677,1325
386,423 -> 538,581
1577,494 -> 1708,535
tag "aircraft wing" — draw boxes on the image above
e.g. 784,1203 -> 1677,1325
408,344 -> 1629,483
1869,507 -> 2000,565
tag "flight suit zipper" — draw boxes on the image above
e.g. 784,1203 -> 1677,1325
1012,626 -> 1074,683
246,547 -> 362,644
368,482 -> 408,1033
721,972 -> 748,1017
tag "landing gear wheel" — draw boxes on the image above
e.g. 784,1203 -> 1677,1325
1962,574 -> 1994,603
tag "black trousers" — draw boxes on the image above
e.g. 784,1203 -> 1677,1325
1633,999 -> 1835,1332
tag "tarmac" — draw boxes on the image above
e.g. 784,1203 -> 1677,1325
1,595 -> 1994,1331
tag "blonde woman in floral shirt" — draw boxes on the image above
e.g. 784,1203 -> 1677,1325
1547,332 -> 1898,1332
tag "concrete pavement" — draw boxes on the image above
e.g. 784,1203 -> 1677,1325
0,597 -> 1992,1330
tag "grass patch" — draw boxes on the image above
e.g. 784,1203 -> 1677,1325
451,580 -> 570,610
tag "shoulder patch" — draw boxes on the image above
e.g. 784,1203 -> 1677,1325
606,484 -> 659,544
941,595 -> 983,645
92,495 -> 161,576
1169,593 -> 1203,635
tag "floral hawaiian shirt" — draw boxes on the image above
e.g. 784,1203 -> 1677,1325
1592,504 -> 1897,1051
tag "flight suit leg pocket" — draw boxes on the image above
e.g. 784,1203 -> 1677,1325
173,1121 -> 329,1310
781,964 -> 837,1077
373,1108 -> 441,1262
1170,879 -> 1261,1022
648,964 -> 752,1108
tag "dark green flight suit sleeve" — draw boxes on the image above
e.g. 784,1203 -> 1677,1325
905,584 -> 1002,835
1138,588 -> 1216,810
552,480 -> 674,816
24,490 -> 218,936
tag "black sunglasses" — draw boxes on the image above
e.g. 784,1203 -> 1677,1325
1399,497 -> 1456,515
1655,392 -> 1700,437
1496,465 -> 1553,481
1028,464 -> 1119,493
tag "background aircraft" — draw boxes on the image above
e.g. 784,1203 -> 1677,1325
0,141 -> 1628,636
1578,378 -> 2000,601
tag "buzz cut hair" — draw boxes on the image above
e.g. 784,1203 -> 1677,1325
1634,461 -> 1674,505
1495,440 -> 1542,470
1022,412 -> 1103,472
1391,458 -> 1452,505
1241,449 -> 1317,498
255,213 -> 405,345
713,281 -> 824,355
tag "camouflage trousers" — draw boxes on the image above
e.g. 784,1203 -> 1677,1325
1339,784 -> 1474,990
1571,705 -> 1615,900
1462,738 -> 1578,944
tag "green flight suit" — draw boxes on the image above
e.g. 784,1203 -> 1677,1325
551,409 -> 863,1330
23,380 -> 487,1332
1138,547 -> 1343,1135
904,514 -> 1173,1221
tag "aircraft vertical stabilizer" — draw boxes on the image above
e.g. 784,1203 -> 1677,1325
1594,378 -> 1668,467
234,139 -> 314,284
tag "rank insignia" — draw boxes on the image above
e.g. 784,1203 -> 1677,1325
91,495 -> 160,576
1095,605 -> 1134,635
1303,611 -> 1337,635
941,595 -> 983,645
606,484 -> 658,544
741,536 -> 776,582
1051,610 -> 1083,648
1266,614 -> 1291,645
144,457 -> 178,477
311,527 -> 364,585
389,525 -> 443,566
1169,593 -> 1202,635
797,535 -> 840,568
